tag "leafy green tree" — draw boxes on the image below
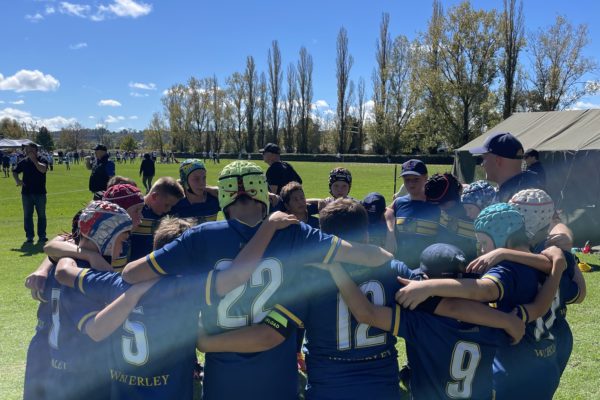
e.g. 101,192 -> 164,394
36,126 -> 54,150
119,135 -> 137,152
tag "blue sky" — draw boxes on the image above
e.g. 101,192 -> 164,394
2,0 -> 599,131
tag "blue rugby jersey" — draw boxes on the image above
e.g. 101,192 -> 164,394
268,260 -> 417,400
42,260 -> 117,400
391,307 -> 507,400
130,205 -> 163,260
77,269 -> 214,400
24,268 -> 55,400
483,261 -> 560,400
170,193 -> 220,221
147,219 -> 340,400
391,195 -> 441,268
437,204 -> 478,262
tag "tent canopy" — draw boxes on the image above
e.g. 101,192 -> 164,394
453,109 -> 600,245
0,138 -> 38,148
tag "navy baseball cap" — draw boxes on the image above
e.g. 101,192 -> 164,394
416,243 -> 467,279
361,192 -> 386,224
401,159 -> 428,177
93,144 -> 108,151
260,143 -> 280,154
469,132 -> 524,159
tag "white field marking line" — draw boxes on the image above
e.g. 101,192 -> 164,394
0,188 -> 89,201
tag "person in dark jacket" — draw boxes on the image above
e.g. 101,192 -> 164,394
524,149 -> 546,188
88,144 -> 115,197
13,143 -> 48,243
260,142 -> 302,195
139,153 -> 156,193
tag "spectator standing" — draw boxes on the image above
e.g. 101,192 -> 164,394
87,144 -> 115,197
260,142 -> 302,195
469,132 -> 543,202
139,153 -> 155,193
2,151 -> 10,177
12,143 -> 48,243
523,148 -> 546,187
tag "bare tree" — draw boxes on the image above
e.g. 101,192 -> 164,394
527,15 -> 598,111
162,84 -> 189,151
267,40 -> 282,144
500,0 -> 525,119
372,13 -> 392,142
226,72 -> 247,154
283,63 -> 297,152
296,46 -> 313,153
257,72 -> 269,150
336,27 -> 354,153
187,77 -> 211,152
244,56 -> 258,153
356,77 -> 366,153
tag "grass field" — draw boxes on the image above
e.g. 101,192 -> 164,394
0,159 -> 598,399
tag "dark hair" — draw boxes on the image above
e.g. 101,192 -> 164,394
524,149 -> 539,160
319,198 -> 368,243
154,216 -> 194,249
425,173 -> 462,204
280,181 -> 303,206
506,226 -> 530,249
107,175 -> 138,189
150,177 -> 185,199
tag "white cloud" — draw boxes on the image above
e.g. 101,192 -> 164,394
129,82 -> 156,90
11,100 -> 25,105
130,92 -> 149,97
569,101 -> 600,110
0,69 -> 60,92
104,115 -> 125,123
45,6 -> 56,15
0,100 -> 4,104
98,99 -> 122,107
25,13 -> 44,22
88,115 -> 95,119
100,0 -> 152,18
69,42 -> 88,50
314,99 -> 329,108
129,115 -> 138,120
59,2 -> 91,18
0,107 -> 77,131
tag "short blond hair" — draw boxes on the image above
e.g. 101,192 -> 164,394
149,177 -> 185,200
153,216 -> 195,249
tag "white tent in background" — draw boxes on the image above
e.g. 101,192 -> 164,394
0,138 -> 39,148
453,109 -> 600,245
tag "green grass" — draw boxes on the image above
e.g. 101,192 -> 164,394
0,159 -> 598,399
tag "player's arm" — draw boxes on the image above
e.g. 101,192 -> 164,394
395,277 -> 499,310
215,211 -> 298,296
25,256 -> 54,301
332,240 -> 393,267
205,186 -> 219,197
121,256 -> 159,284
519,247 -> 567,321
44,236 -> 112,271
383,207 -> 397,254
55,257 -> 81,288
84,278 -> 159,342
434,299 -> 525,344
197,323 -> 285,353
467,248 -> 552,275
327,263 -> 393,331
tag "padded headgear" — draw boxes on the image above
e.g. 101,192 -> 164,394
419,243 -> 467,279
78,201 -> 133,257
474,203 -> 524,248
461,180 -> 497,210
425,173 -> 462,204
218,161 -> 269,216
179,159 -> 206,192
329,168 -> 352,193
102,184 -> 144,211
509,189 -> 555,238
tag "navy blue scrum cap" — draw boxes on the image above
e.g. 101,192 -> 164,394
469,132 -> 524,160
361,192 -> 386,224
416,243 -> 467,279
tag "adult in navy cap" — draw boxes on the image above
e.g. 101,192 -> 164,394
384,159 -> 441,269
469,132 -> 543,202
523,148 -> 546,187
88,144 -> 115,197
260,142 -> 302,195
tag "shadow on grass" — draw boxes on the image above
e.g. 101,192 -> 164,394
11,241 -> 45,257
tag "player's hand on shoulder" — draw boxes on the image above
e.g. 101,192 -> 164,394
541,246 -> 567,273
267,211 -> 299,230
466,249 -> 502,275
544,232 -> 572,251
395,278 -> 431,310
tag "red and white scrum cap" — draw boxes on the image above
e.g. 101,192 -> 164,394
509,189 -> 555,238
102,184 -> 144,211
